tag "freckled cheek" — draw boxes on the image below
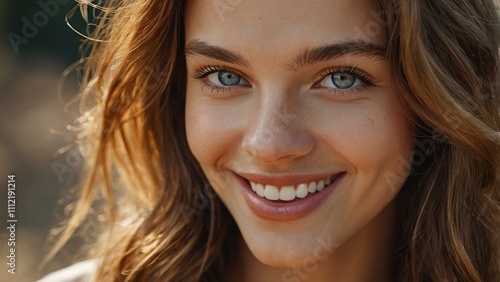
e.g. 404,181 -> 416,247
329,110 -> 414,174
185,102 -> 245,167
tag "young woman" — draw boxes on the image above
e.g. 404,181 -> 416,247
44,0 -> 499,281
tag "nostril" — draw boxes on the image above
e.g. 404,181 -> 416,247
241,133 -> 314,165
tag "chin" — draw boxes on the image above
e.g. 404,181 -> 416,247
243,230 -> 337,269
252,246 -> 310,268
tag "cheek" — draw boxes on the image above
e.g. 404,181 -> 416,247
185,106 -> 218,165
322,99 -> 414,177
185,95 -> 255,204
185,95 -> 244,171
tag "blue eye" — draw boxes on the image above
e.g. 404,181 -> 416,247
207,71 -> 249,86
319,72 -> 360,90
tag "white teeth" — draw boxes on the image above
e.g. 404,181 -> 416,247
264,185 -> 280,200
296,183 -> 309,198
325,176 -> 331,185
317,180 -> 325,192
256,183 -> 265,197
248,174 -> 340,201
308,181 -> 317,193
280,186 -> 296,201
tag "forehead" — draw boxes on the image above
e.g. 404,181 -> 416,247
184,0 -> 385,50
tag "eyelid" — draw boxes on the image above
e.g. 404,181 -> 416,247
191,64 -> 375,95
192,64 -> 249,81
313,65 -> 375,88
191,64 -> 251,96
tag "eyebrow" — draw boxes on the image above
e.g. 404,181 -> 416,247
289,40 -> 387,70
185,39 -> 250,67
184,39 -> 386,70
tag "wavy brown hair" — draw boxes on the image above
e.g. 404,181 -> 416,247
51,0 -> 500,281
376,0 -> 500,281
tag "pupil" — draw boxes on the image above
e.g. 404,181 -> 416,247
332,73 -> 355,89
219,71 -> 240,86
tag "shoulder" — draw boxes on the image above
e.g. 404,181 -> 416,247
37,259 -> 97,282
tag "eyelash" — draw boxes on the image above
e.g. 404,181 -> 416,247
313,66 -> 374,94
192,65 -> 245,93
192,65 -> 374,95
193,65 -> 229,79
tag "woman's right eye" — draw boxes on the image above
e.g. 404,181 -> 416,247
207,71 -> 250,87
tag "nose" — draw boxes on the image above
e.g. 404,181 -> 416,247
241,94 -> 314,165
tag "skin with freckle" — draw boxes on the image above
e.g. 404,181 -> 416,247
41,0 -> 499,281
185,0 -> 414,280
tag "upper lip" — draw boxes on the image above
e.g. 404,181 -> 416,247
235,171 -> 345,186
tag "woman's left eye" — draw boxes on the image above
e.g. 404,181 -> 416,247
318,72 -> 361,90
207,71 -> 249,86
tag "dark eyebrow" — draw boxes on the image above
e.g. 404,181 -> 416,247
185,39 -> 250,67
289,40 -> 387,70
184,39 -> 386,70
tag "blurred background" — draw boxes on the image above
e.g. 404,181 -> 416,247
1,1 -> 88,281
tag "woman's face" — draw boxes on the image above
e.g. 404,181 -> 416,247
185,0 -> 414,267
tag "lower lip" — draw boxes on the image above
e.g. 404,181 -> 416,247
236,172 -> 345,221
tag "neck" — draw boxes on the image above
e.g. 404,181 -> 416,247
229,200 -> 399,282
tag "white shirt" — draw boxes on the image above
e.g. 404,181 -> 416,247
37,260 -> 97,282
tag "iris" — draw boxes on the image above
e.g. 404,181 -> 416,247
331,73 -> 356,89
218,71 -> 241,86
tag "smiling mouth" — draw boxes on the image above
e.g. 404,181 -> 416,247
245,172 -> 346,202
